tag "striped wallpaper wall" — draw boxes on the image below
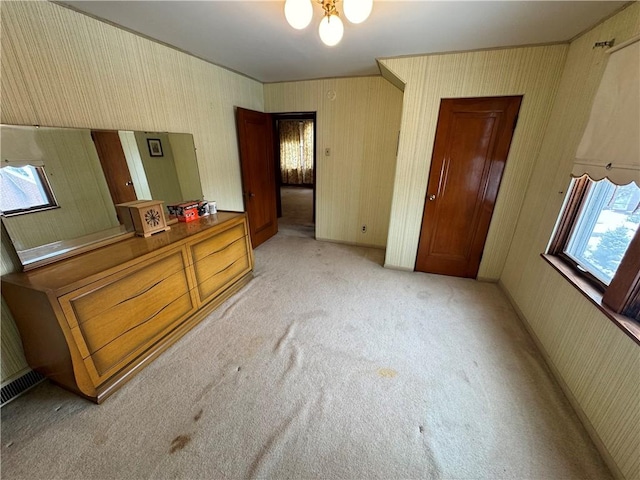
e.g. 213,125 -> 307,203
379,45 -> 568,278
501,4 -> 640,479
1,224 -> 28,383
264,78 -> 403,247
0,0 -> 263,384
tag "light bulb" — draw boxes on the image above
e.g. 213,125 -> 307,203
343,0 -> 373,24
284,0 -> 313,30
318,14 -> 344,47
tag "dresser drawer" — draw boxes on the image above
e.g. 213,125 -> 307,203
189,224 -> 251,305
59,249 -> 197,382
190,223 -> 246,263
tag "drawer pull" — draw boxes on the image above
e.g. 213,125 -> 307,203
115,278 -> 163,307
92,302 -> 172,356
218,257 -> 242,275
199,236 -> 244,259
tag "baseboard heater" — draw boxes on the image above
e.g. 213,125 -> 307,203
1,370 -> 45,407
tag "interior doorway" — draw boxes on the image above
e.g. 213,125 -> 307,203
273,113 -> 316,237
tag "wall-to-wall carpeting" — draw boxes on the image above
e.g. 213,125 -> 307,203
0,230 -> 611,479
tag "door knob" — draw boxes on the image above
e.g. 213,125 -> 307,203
428,194 -> 436,201
125,181 -> 134,186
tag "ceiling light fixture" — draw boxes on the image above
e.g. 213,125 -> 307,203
284,0 -> 373,47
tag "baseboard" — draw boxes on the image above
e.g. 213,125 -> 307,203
497,280 -> 624,480
383,263 -> 413,272
476,276 -> 498,283
315,236 -> 385,250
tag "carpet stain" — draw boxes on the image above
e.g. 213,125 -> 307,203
170,435 -> 191,454
244,336 -> 264,358
93,433 -> 108,446
194,409 -> 203,422
377,368 -> 398,378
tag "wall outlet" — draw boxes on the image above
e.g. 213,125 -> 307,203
361,224 -> 367,233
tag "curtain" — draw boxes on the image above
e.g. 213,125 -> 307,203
1,126 -> 45,167
279,120 -> 314,185
572,36 -> 640,185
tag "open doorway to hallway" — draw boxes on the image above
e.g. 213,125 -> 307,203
273,113 -> 316,238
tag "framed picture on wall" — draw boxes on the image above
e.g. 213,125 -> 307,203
147,138 -> 163,157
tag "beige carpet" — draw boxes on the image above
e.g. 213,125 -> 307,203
0,229 -> 611,479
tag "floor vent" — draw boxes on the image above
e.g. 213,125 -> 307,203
1,371 -> 45,407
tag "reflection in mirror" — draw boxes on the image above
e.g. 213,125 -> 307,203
1,125 -> 204,268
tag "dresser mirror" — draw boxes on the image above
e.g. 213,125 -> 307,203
1,125 -> 204,268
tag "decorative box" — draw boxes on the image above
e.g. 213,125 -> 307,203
167,201 -> 200,222
116,200 -> 171,237
115,200 -> 144,232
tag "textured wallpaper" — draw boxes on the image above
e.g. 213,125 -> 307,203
501,4 -> 640,479
379,45 -> 568,278
264,77 -> 403,247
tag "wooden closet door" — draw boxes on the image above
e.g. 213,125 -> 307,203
415,96 -> 521,278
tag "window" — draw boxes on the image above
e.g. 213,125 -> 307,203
546,36 -> 640,329
564,180 -> 640,285
0,165 -> 58,216
547,176 -> 640,321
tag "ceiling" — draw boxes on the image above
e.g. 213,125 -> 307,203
59,1 -> 626,83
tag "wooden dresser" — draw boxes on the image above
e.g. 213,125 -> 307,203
1,212 -> 253,403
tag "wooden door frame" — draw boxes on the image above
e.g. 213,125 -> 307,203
271,112 -> 317,223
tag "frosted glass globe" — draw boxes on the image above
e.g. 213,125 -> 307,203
284,0 -> 313,30
318,15 -> 344,47
343,0 -> 373,24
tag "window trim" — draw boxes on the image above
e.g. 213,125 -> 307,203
0,165 -> 59,217
546,175 -> 640,344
